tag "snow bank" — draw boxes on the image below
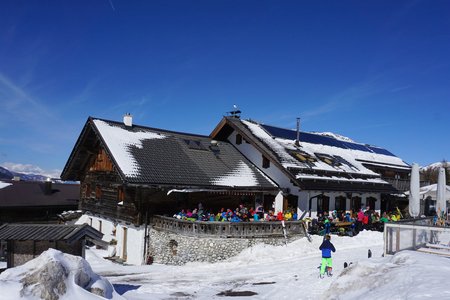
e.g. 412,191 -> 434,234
0,248 -> 124,300
323,250 -> 450,300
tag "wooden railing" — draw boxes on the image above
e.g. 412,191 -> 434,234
151,215 -> 305,238
80,200 -> 137,224
383,178 -> 410,192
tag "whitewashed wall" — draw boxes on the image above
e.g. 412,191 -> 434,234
228,131 -> 302,215
76,214 -> 146,265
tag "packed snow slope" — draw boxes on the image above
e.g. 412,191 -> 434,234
85,230 -> 450,299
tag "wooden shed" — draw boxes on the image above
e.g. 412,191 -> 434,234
0,223 -> 103,268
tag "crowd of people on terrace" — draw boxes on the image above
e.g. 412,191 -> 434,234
172,203 -> 402,227
308,207 -> 403,235
173,203 -> 298,222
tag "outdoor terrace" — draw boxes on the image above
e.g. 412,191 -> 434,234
151,215 -> 307,238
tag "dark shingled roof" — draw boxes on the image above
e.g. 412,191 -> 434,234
0,180 -> 79,207
62,117 -> 278,190
0,223 -> 102,243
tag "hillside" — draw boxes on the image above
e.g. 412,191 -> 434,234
0,166 -> 48,181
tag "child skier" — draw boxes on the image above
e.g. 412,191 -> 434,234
319,234 -> 336,278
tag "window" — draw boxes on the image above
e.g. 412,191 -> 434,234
235,134 -> 242,145
118,186 -> 125,202
366,197 -> 377,211
98,220 -> 102,233
317,194 -> 330,214
334,155 -> 358,171
316,153 -> 341,167
95,185 -> 102,199
183,139 -> 206,150
335,196 -> 346,211
351,196 -> 362,212
85,183 -> 91,198
289,150 -> 317,167
262,155 -> 270,168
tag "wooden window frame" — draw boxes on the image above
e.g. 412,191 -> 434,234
118,186 -> 125,202
262,155 -> 270,169
235,134 -> 242,145
95,185 -> 102,200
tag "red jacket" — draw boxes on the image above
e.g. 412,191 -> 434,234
362,215 -> 369,224
277,212 -> 284,221
357,211 -> 364,221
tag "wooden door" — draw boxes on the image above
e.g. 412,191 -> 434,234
122,227 -> 128,260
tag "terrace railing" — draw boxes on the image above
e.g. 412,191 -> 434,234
384,217 -> 450,256
383,178 -> 410,192
151,215 -> 306,238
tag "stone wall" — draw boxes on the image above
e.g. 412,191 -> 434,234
147,227 -> 304,265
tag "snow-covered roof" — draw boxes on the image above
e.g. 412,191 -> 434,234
88,118 -> 278,190
0,181 -> 12,189
242,120 -> 409,183
405,184 -> 450,201
94,119 -> 167,177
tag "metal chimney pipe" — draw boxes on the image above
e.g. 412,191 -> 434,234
44,178 -> 52,195
295,117 -> 300,146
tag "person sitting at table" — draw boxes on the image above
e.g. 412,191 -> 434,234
284,210 -> 292,221
324,218 -> 331,234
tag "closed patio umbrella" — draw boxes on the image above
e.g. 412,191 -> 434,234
436,167 -> 447,217
408,163 -> 420,218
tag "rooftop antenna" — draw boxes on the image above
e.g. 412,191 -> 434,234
228,104 -> 241,118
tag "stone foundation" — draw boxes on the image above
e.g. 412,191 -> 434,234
147,228 -> 304,265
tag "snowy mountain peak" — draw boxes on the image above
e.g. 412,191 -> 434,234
421,161 -> 449,171
0,166 -> 51,181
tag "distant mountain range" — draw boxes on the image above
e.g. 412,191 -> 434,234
421,161 -> 449,172
420,161 -> 449,185
0,166 -> 49,182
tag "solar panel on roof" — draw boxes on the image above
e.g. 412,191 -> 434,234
341,141 -> 371,152
367,146 -> 395,156
261,124 -> 397,157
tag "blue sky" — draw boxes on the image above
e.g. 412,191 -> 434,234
0,1 -> 449,177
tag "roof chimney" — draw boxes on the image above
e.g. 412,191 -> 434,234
44,178 -> 52,195
295,117 -> 300,146
123,113 -> 133,127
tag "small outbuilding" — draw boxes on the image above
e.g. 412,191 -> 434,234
0,223 -> 103,268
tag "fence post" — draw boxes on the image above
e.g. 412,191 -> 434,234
396,227 -> 400,253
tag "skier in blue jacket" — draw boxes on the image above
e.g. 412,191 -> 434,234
319,234 -> 336,278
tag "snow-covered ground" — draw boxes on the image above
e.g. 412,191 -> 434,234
2,231 -> 450,299
85,231 -> 450,300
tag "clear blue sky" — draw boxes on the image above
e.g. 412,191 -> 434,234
0,1 -> 449,177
